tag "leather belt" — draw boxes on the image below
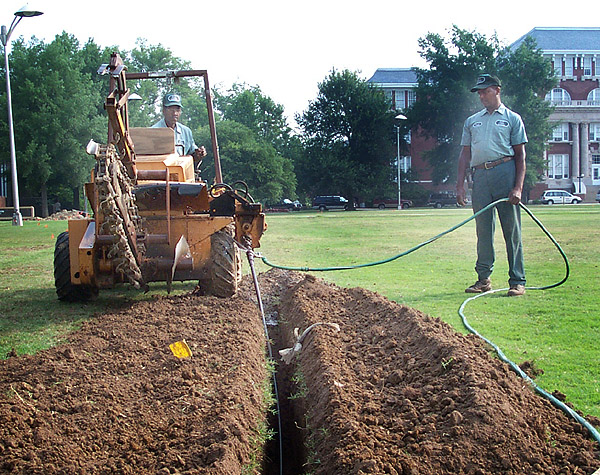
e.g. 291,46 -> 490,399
471,156 -> 513,171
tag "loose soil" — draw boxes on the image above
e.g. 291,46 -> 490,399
1,269 -> 599,474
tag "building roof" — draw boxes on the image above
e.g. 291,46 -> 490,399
511,27 -> 600,53
367,68 -> 418,86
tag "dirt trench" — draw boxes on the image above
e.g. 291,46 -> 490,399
0,269 -> 599,474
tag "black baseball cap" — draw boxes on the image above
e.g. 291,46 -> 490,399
470,74 -> 501,92
163,93 -> 182,107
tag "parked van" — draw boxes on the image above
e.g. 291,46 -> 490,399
312,195 -> 350,211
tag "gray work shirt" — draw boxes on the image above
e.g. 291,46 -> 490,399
460,104 -> 527,167
152,119 -> 198,156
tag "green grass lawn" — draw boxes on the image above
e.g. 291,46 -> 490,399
1,204 -> 599,420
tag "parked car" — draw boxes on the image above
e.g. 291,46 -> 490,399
427,192 -> 458,208
267,198 -> 302,211
312,195 -> 350,211
596,190 -> 600,203
541,190 -> 581,205
373,198 -> 413,209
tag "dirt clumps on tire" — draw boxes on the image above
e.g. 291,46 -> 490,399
209,223 -> 242,298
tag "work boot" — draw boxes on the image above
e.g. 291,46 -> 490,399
465,278 -> 492,293
507,284 -> 525,297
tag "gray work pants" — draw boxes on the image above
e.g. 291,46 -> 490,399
471,160 -> 526,286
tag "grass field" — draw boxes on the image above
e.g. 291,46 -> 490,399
1,204 -> 599,420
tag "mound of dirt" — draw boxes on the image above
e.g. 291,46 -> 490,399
0,294 -> 269,474
274,272 -> 600,474
0,269 -> 598,474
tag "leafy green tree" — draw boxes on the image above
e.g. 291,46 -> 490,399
409,26 -> 500,184
409,26 -> 556,193
217,84 -> 292,153
497,36 -> 556,193
296,69 -> 395,204
0,33 -> 105,215
195,120 -> 296,204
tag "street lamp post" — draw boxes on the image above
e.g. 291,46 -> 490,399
1,5 -> 44,226
394,114 -> 407,210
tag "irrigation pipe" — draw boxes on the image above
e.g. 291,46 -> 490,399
260,199 -> 600,446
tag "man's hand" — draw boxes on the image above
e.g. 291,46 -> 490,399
508,188 -> 522,205
456,186 -> 468,206
193,146 -> 207,161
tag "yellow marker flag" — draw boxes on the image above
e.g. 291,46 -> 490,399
169,340 -> 192,359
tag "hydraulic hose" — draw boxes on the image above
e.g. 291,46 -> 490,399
260,199 -> 600,445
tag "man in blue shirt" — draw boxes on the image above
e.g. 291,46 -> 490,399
456,74 -> 527,297
152,93 -> 206,165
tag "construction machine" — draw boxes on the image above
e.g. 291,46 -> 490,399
54,53 -> 266,300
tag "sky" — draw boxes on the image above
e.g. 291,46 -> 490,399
1,0 -> 594,124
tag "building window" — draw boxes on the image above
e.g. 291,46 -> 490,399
407,90 -> 416,107
545,88 -> 571,105
564,57 -> 574,77
394,90 -> 406,110
398,156 -> 411,173
589,123 -> 600,142
548,154 -> 569,179
593,155 -> 600,183
552,123 -> 569,141
583,56 -> 592,76
587,88 -> 600,105
553,58 -> 562,76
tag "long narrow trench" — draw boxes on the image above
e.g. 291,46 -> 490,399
262,321 -> 306,475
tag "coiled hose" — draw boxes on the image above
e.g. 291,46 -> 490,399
261,198 -> 600,445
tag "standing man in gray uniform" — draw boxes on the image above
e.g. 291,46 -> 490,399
153,93 -> 206,164
456,74 -> 528,297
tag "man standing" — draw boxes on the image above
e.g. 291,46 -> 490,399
456,74 -> 528,297
152,93 -> 206,165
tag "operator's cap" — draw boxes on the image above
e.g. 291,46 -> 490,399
470,74 -> 501,92
163,93 -> 182,107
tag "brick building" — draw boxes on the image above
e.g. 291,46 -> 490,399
368,27 -> 600,202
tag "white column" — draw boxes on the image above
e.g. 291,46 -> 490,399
571,122 -> 580,177
581,122 -> 589,177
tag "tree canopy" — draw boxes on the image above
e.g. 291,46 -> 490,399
409,25 -> 556,191
296,69 -> 395,203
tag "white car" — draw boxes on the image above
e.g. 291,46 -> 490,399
541,190 -> 582,205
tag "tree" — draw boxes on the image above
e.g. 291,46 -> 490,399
409,26 -> 500,184
0,33 -> 106,215
195,120 -> 296,204
216,84 -> 293,154
497,36 -> 557,193
409,26 -> 556,193
296,69 -> 395,204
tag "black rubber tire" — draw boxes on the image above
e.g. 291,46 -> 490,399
54,231 -> 97,301
209,224 -> 242,298
435,202 -> 442,209
402,203 -> 410,209
378,204 -> 386,210
319,205 -> 327,212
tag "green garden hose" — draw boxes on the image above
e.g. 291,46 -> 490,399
260,198 -> 600,445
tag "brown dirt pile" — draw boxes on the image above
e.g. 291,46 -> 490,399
0,269 -> 598,474
276,272 -> 599,474
0,293 -> 268,474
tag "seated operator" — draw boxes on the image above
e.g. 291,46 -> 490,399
152,93 -> 207,167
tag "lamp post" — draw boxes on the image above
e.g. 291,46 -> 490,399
394,114 -> 407,210
1,5 -> 44,226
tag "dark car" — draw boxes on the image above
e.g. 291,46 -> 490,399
312,195 -> 350,211
373,198 -> 413,209
427,192 -> 458,208
267,198 -> 303,211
